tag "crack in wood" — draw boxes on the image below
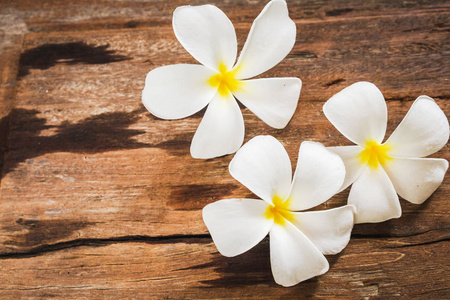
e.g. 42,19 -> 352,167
384,237 -> 449,249
350,228 -> 438,239
2,231 -> 447,261
384,94 -> 450,101
323,78 -> 346,87
0,234 -> 210,259
325,8 -> 355,17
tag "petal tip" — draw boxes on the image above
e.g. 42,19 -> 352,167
444,159 -> 449,170
233,0 -> 296,79
354,209 -> 402,224
415,95 -> 435,103
273,260 -> 329,287
347,204 -> 357,215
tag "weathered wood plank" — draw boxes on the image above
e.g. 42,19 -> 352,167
0,96 -> 448,254
11,10 -> 450,103
1,0 -> 448,32
0,13 -> 25,195
0,10 -> 448,254
0,237 -> 448,298
0,0 -> 449,298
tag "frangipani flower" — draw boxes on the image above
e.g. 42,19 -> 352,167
324,82 -> 449,224
142,0 -> 301,159
203,135 -> 355,286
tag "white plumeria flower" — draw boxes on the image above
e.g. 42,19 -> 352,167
324,82 -> 449,224
203,135 -> 355,287
142,0 -> 301,159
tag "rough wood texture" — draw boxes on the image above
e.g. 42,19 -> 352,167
0,0 -> 449,298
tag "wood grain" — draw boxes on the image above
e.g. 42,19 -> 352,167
0,0 -> 449,298
0,237 -> 448,298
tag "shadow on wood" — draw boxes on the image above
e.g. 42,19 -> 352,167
18,42 -> 130,78
4,218 -> 96,248
190,237 -> 320,297
1,107 -> 151,178
168,183 -> 243,211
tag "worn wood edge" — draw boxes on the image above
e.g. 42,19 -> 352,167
1,0 -> 449,34
11,9 -> 450,105
0,236 -> 448,298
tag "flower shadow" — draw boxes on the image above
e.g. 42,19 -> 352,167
185,237 -> 319,295
17,42 -> 130,78
3,218 -> 96,249
0,106 -> 151,178
352,198 -> 433,238
194,238 -> 274,287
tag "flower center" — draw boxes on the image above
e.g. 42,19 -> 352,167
264,195 -> 294,226
207,63 -> 242,97
359,140 -> 392,169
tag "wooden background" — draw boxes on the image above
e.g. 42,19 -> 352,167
0,0 -> 449,298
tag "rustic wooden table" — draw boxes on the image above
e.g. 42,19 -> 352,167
0,0 -> 449,298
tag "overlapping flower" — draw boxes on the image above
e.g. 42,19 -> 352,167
323,82 -> 449,223
203,136 -> 355,286
142,0 -> 301,159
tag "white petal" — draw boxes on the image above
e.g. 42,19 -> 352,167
191,92 -> 244,159
233,78 -> 301,129
142,64 -> 217,119
173,5 -> 237,71
384,157 -> 448,204
229,135 -> 292,204
203,199 -> 273,257
290,205 -> 356,255
234,0 -> 296,79
385,96 -> 449,157
328,145 -> 366,192
323,82 -> 387,145
349,166 -> 401,224
288,142 -> 346,211
270,222 -> 329,287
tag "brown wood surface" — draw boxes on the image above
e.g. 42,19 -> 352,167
0,0 -> 449,298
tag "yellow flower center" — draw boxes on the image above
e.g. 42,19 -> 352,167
207,63 -> 242,97
359,140 -> 392,169
264,195 -> 294,226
